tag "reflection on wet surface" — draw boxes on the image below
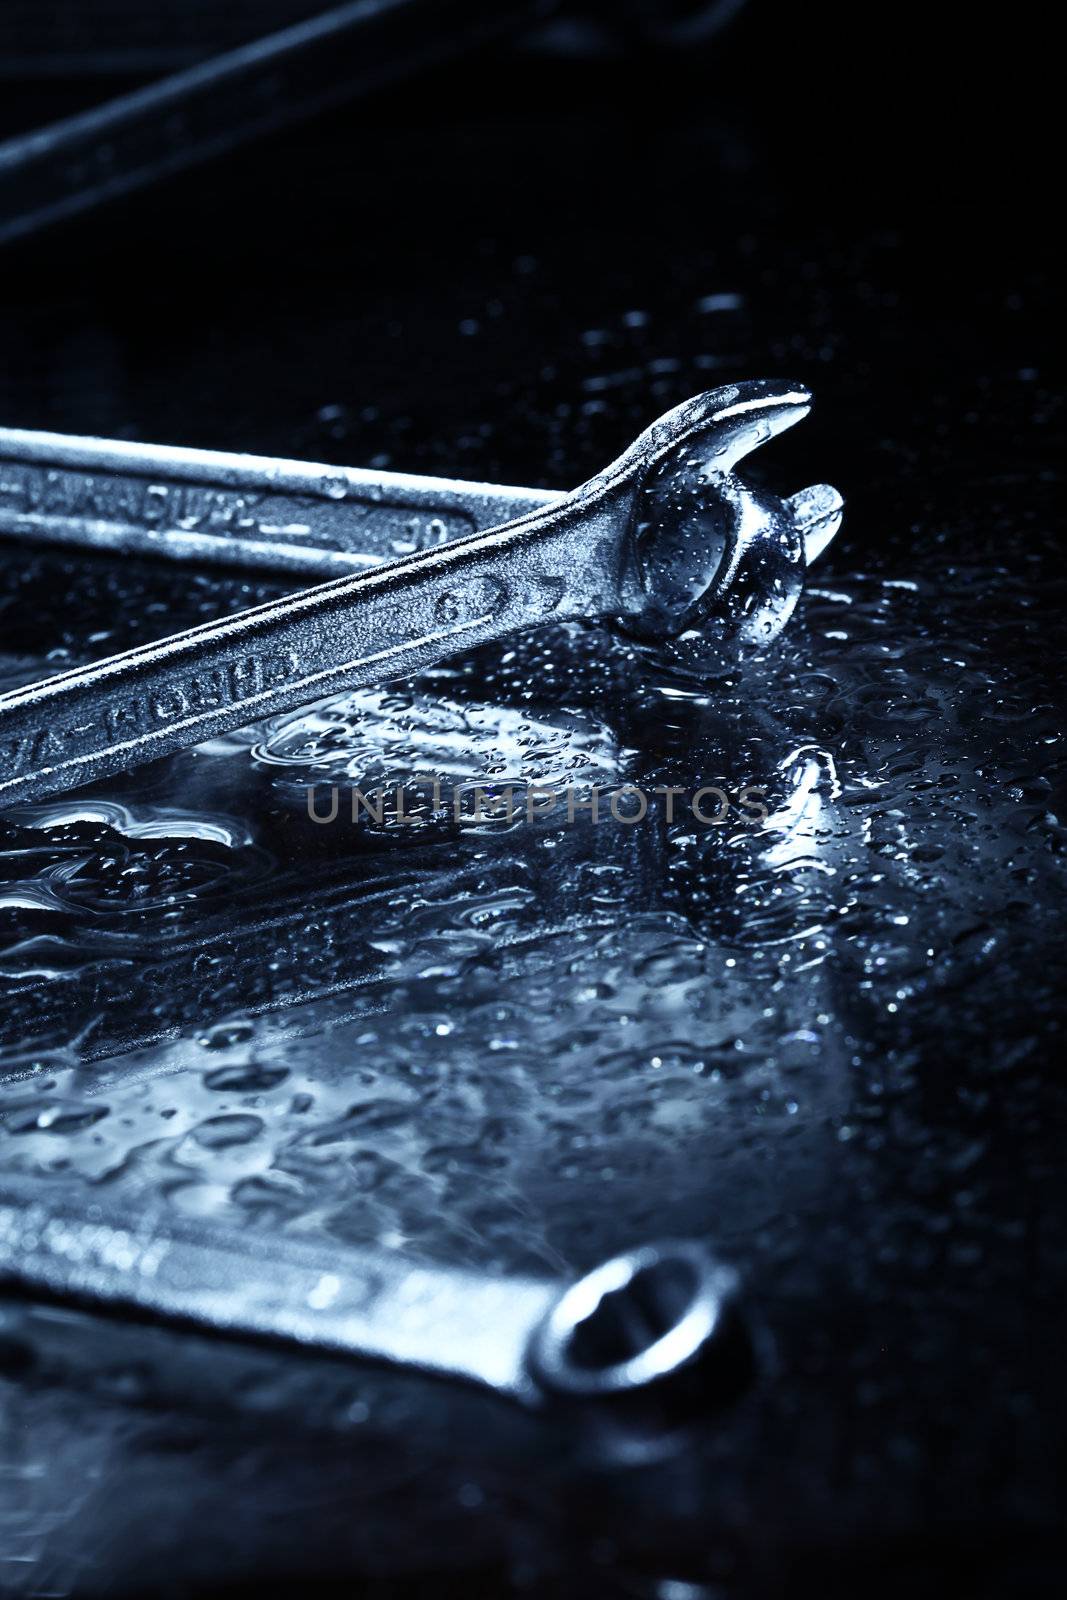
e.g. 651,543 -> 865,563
1,526 -> 1063,1591
1,537 -> 1062,1275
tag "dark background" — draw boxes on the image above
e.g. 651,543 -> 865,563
0,3 -> 1062,1596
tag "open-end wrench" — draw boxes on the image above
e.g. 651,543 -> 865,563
0,424 -> 557,579
0,412 -> 839,581
0,1178 -> 745,1408
0,380 -> 843,809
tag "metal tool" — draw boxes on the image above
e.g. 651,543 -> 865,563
0,2 -> 330,77
0,413 -> 838,581
0,1179 -> 744,1407
539,0 -> 750,55
0,0 -> 557,247
0,380 -> 842,809
0,425 -> 557,579
0,1 -> 746,79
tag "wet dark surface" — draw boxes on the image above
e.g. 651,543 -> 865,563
0,6 -> 1063,1596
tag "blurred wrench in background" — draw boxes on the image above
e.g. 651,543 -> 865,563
0,2 -> 748,79
0,0 -> 559,247
0,1 -> 751,247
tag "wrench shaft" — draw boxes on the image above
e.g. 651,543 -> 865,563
0,1184 -> 555,1398
0,1179 -> 743,1407
0,492 -> 610,805
0,426 -> 557,577
0,0 -> 556,247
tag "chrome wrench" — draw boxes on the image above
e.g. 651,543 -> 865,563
0,1179 -> 745,1407
0,411 -> 837,581
0,424 -> 557,579
0,380 -> 843,809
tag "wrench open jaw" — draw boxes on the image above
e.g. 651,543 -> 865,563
0,380 -> 842,809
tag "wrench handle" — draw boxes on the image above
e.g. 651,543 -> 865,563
0,495 -> 609,806
0,0 -> 559,246
0,1183 -> 555,1399
1,1178 -> 745,1406
0,426 -> 557,578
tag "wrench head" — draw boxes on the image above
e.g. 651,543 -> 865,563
614,380 -> 841,650
528,1239 -> 751,1403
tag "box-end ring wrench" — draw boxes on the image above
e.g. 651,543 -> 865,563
0,379 -> 843,808
0,1181 -> 748,1409
0,410 -> 840,581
